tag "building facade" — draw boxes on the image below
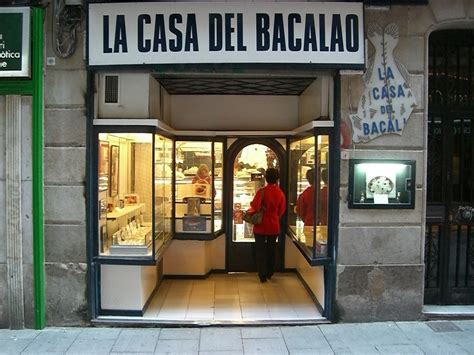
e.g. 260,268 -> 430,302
0,0 -> 473,328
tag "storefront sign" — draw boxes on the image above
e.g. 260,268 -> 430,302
349,23 -> 417,143
0,7 -> 30,77
88,2 -> 364,67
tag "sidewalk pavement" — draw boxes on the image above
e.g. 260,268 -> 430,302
1,320 -> 474,354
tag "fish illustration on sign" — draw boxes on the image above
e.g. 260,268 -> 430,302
350,23 -> 417,143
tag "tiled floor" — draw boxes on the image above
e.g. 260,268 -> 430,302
143,272 -> 323,323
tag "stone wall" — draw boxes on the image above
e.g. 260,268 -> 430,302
336,0 -> 474,322
24,0 -> 474,327
43,4 -> 88,326
0,93 -> 36,329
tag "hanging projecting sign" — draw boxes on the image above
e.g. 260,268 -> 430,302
349,23 -> 417,143
88,2 -> 364,67
0,7 -> 30,77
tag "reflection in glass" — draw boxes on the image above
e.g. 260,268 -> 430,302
232,144 -> 279,243
289,135 -> 329,258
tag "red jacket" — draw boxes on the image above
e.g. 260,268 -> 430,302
250,184 -> 286,236
296,185 -> 328,226
296,186 -> 315,226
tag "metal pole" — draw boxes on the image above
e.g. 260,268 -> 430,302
32,6 -> 45,330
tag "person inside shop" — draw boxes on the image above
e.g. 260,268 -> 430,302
192,164 -> 211,184
192,164 -> 215,198
296,168 -> 328,226
249,168 -> 286,283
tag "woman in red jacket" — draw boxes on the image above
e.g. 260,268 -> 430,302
249,168 -> 286,283
296,168 -> 328,226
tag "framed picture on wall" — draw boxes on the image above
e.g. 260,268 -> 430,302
109,145 -> 120,197
98,141 -> 109,191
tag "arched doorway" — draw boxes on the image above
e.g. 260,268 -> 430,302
225,139 -> 287,272
425,29 -> 474,304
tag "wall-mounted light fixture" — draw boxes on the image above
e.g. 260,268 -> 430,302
52,0 -> 83,58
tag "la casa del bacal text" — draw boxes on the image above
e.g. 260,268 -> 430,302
102,13 -> 360,53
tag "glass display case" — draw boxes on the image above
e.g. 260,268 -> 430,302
348,159 -> 416,209
174,140 -> 224,237
288,134 -> 330,260
98,132 -> 154,257
154,134 -> 173,252
97,134 -> 225,261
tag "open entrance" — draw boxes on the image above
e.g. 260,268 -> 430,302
226,140 -> 286,272
425,30 -> 474,305
89,70 -> 336,324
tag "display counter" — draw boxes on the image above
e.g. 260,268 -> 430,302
105,203 -> 152,256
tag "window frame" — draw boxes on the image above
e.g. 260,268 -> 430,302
93,125 -> 174,265
173,136 -> 226,241
287,127 -> 334,266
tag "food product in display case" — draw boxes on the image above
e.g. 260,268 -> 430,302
105,204 -> 153,256
349,159 -> 416,209
124,194 -> 139,204
367,176 -> 394,195
184,166 -> 198,175
182,216 -> 207,231
233,203 -> 244,224
174,140 -> 224,236
193,182 -> 210,197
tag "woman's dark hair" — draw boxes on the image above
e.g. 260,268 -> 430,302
320,168 -> 328,184
306,168 -> 315,185
265,168 -> 280,184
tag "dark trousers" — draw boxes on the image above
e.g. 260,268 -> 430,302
254,234 -> 277,279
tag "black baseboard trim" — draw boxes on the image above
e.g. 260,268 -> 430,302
163,269 -> 227,280
101,309 -> 143,317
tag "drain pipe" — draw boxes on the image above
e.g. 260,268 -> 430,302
32,6 -> 46,330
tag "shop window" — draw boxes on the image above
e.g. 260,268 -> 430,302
175,140 -> 224,237
214,142 -> 224,232
98,132 -> 162,259
288,134 -> 330,260
154,134 -> 173,252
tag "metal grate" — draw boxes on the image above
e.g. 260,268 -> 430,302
425,29 -> 474,305
104,75 -> 119,104
426,321 -> 462,333
155,76 -> 315,95
428,30 -> 474,109
424,223 -> 441,290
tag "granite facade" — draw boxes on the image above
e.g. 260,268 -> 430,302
1,0 -> 473,328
